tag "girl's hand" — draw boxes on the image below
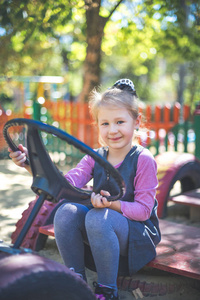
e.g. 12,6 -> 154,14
8,144 -> 32,174
91,190 -> 112,208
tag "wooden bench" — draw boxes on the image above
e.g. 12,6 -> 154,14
39,219 -> 200,281
169,188 -> 200,221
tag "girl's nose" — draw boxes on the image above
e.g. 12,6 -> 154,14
109,123 -> 118,133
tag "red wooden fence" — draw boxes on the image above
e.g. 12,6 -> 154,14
43,101 -> 192,151
0,101 -> 193,158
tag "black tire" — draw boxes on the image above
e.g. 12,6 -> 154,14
163,161 -> 200,218
0,253 -> 96,300
171,161 -> 200,193
155,152 -> 200,218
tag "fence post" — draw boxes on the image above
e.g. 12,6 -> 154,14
183,105 -> 190,153
173,103 -> 181,151
155,105 -> 161,155
33,101 -> 41,121
164,104 -> 171,151
194,104 -> 200,160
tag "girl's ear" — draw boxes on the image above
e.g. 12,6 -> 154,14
135,113 -> 141,130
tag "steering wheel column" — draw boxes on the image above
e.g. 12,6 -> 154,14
27,126 -> 91,202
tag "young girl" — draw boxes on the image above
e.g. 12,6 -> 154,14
9,79 -> 161,300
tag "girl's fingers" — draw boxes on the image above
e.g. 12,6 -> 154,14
101,197 -> 112,207
9,151 -> 18,159
9,151 -> 22,159
18,144 -> 28,156
7,144 -> 31,172
9,151 -> 27,167
18,144 -> 24,150
91,192 -> 111,208
100,190 -> 110,197
8,143 -> 28,167
8,144 -> 28,155
91,193 -> 103,207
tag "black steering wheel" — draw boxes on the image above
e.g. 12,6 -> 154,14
3,118 -> 126,203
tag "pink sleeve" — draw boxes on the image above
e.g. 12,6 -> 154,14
64,155 -> 95,188
120,148 -> 158,221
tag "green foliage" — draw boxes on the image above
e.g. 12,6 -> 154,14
101,0 -> 200,103
0,0 -> 82,75
0,91 -> 12,105
0,0 -> 200,103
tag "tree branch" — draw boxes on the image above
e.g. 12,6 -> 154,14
106,0 -> 124,21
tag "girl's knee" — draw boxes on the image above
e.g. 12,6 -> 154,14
85,208 -> 108,233
54,203 -> 71,227
55,203 -> 74,217
54,203 -> 83,228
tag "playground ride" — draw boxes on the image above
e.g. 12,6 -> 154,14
9,138 -> 200,253
155,151 -> 200,218
0,118 -> 125,300
1,117 -> 200,299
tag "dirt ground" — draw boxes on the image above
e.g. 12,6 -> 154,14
0,159 -> 200,300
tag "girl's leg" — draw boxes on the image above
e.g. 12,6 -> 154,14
85,208 -> 129,293
54,202 -> 89,280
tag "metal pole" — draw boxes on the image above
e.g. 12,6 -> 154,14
13,192 -> 47,249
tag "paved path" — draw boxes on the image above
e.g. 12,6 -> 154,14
0,159 -> 200,299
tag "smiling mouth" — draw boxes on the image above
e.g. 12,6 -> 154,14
109,137 -> 122,141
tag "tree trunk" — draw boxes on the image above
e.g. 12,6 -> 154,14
177,64 -> 186,105
78,1 -> 107,103
78,0 -> 124,102
177,0 -> 189,105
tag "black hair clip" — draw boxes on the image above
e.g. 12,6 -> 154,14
112,79 -> 137,96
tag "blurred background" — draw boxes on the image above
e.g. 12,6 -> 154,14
0,0 -> 200,164
0,0 -> 199,105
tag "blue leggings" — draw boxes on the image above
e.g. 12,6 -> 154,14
54,203 -> 129,292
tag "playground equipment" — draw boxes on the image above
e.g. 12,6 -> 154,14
1,117 -> 200,300
2,101 -> 200,220
155,151 -> 200,218
0,118 -> 125,300
0,76 -> 66,159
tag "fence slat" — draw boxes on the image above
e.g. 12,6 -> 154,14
0,101 -> 196,165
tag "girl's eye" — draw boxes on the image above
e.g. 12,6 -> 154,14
101,122 -> 109,126
117,120 -> 124,124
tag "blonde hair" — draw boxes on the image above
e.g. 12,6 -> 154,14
89,87 -> 139,123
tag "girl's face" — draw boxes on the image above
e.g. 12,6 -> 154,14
97,105 -> 140,153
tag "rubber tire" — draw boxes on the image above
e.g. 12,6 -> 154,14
156,152 -> 200,218
162,161 -> 200,218
0,253 -> 96,300
11,198 -> 66,251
